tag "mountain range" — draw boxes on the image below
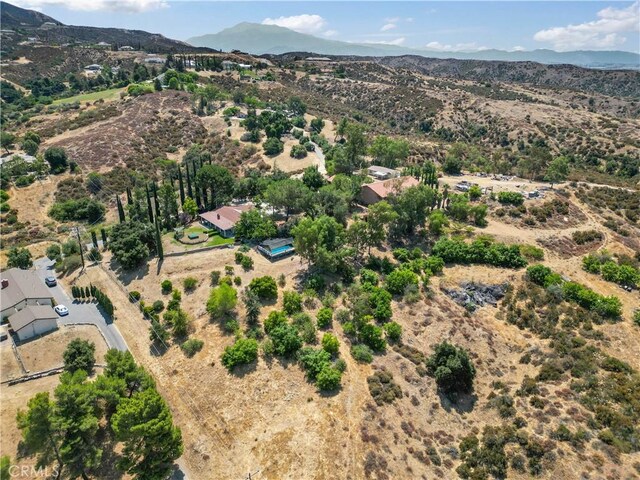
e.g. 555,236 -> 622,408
188,22 -> 640,69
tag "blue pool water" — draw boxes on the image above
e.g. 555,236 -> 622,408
271,245 -> 293,255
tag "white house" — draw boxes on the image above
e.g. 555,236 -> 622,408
1,268 -> 57,341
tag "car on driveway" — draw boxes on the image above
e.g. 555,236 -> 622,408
44,276 -> 57,287
54,305 -> 69,316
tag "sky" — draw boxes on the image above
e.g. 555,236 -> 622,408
9,0 -> 640,52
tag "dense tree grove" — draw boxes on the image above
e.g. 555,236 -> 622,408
17,350 -> 182,479
427,342 -> 476,397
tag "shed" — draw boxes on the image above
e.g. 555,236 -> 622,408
8,305 -> 58,341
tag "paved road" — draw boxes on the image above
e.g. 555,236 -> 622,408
311,142 -> 327,174
33,258 -> 128,351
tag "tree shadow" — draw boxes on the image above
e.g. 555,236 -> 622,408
229,360 -> 257,378
156,258 -> 164,275
437,389 -> 478,414
110,258 -> 149,287
170,464 -> 187,480
149,340 -> 168,357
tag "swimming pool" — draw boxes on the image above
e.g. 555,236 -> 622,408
270,245 -> 294,255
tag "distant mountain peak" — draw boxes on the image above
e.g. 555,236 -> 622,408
188,22 -> 640,69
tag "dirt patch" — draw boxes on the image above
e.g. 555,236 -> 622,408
17,324 -> 110,373
1,342 -> 24,382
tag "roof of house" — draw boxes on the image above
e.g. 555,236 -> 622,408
261,238 -> 294,250
362,176 -> 420,200
8,305 -> 57,333
368,165 -> 399,175
199,204 -> 253,231
0,268 -> 52,310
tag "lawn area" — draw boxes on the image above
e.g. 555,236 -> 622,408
52,87 -> 125,105
206,235 -> 234,247
165,227 -> 234,250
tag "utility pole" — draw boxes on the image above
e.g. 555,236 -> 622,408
244,469 -> 259,480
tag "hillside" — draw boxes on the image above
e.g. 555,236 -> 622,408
188,22 -> 640,69
0,1 -> 215,54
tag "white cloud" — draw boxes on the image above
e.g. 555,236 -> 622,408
425,41 -> 488,52
381,23 -> 396,32
367,37 -> 406,46
12,0 -> 167,12
323,30 -> 338,37
533,1 -> 639,50
262,14 -> 327,34
384,17 -> 400,23
511,46 -> 526,52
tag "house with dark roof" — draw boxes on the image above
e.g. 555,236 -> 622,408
199,204 -> 254,238
360,176 -> 420,205
367,165 -> 400,181
1,268 -> 57,341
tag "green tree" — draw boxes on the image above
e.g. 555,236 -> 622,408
427,342 -> 476,397
361,200 -> 397,254
282,291 -> 303,315
182,196 -> 198,218
103,349 -> 154,399
1,132 -> 15,154
195,164 -> 235,210
368,135 -> 410,169
111,388 -> 183,479
63,339 -> 96,375
392,185 -> 436,235
343,123 -> 367,173
46,244 -> 62,262
157,183 -> 178,228
428,210 -> 449,237
302,166 -> 325,191
287,96 -> 307,116
321,332 -> 340,355
221,337 -> 258,370
316,366 -> 342,391
206,283 -> 238,319
16,393 -> 64,478
544,156 -> 570,187
234,210 -> 276,241
7,246 -> 32,269
109,222 -> 155,270
248,276 -> 278,301
44,147 -> 69,174
292,215 -> 346,272
54,371 -> 102,480
264,179 -> 310,219
22,139 -> 39,156
263,137 -> 284,156
242,288 -> 261,325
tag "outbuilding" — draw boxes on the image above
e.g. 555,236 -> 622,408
8,306 -> 58,342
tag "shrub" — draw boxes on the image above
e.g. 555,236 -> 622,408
367,369 -> 402,405
181,338 -> 204,357
572,229 -> 603,245
221,337 -> 258,370
427,342 -> 476,396
269,323 -> 302,357
152,300 -> 165,313
359,322 -> 386,352
264,310 -> 288,334
240,255 -> 254,271
316,366 -> 342,391
497,191 -> 524,206
63,339 -> 96,374
46,244 -> 62,262
385,268 -> 419,295
183,277 -> 198,292
290,144 -> 308,159
129,291 -> 141,302
432,237 -> 527,269
210,270 -> 221,285
321,333 -> 340,355
520,244 -> 544,261
360,269 -> 379,286
316,308 -> 333,329
263,137 -> 284,156
206,283 -> 238,320
383,322 -> 402,342
298,347 -> 331,380
161,280 -> 173,294
282,291 -> 303,315
351,344 -> 373,363
249,276 -> 278,301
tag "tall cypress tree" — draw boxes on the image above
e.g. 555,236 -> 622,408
152,183 -> 160,220
91,231 -> 98,249
126,187 -> 133,205
155,219 -> 163,261
177,168 -> 185,205
100,228 -> 108,248
145,184 -> 154,224
116,195 -> 125,223
185,163 -> 193,199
